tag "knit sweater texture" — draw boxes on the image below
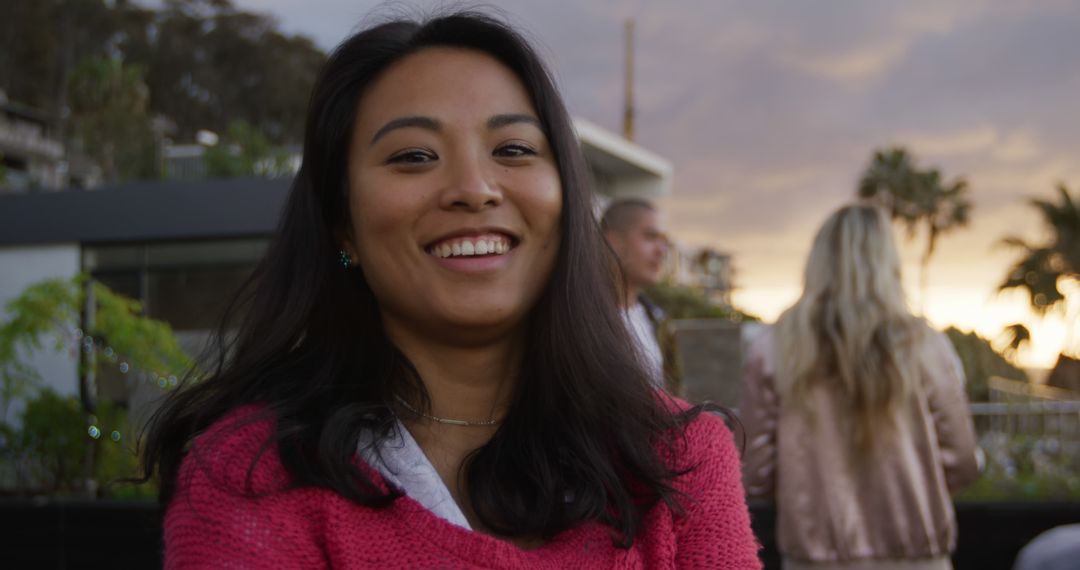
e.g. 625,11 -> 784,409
164,405 -> 762,569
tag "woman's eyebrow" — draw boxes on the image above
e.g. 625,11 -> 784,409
487,113 -> 541,130
370,116 -> 441,145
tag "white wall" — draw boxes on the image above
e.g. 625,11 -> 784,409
0,244 -> 81,420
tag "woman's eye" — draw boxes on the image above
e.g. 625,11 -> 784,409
387,149 -> 436,165
494,144 -> 537,158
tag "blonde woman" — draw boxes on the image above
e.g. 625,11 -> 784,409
741,205 -> 979,570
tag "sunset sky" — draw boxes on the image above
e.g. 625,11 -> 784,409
233,0 -> 1080,369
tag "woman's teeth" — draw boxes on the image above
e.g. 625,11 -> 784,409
429,234 -> 512,258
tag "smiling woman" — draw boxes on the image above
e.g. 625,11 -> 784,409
141,11 -> 760,569
344,47 -> 562,340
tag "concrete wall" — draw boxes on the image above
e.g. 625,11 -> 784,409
0,244 -> 81,419
672,319 -> 771,411
673,319 -> 744,408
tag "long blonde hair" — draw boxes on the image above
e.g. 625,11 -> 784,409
774,204 -> 926,454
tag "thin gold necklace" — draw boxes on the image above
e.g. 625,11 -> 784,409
392,394 -> 502,427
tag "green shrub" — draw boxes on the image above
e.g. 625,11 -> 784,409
944,327 -> 1027,402
957,433 -> 1080,501
0,388 -> 154,497
644,283 -> 758,321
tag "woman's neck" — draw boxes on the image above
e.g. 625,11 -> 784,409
388,327 -> 521,424
622,284 -> 641,310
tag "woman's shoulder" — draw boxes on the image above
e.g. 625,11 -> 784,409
913,326 -> 966,384
178,404 -> 292,497
684,406 -> 740,467
659,396 -> 741,475
657,397 -> 760,566
920,326 -> 958,356
164,406 -> 360,566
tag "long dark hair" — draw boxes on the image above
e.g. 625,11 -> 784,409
142,11 -> 700,546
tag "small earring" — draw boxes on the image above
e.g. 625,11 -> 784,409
338,250 -> 352,268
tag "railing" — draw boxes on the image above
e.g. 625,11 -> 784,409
972,376 -> 1080,439
971,376 -> 1080,491
988,375 -> 1079,401
970,401 -> 1080,436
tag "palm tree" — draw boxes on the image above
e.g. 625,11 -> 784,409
999,323 -> 1032,362
858,147 -> 973,311
1000,183 -> 1080,356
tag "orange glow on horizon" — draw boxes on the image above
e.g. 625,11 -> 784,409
732,281 -> 1076,372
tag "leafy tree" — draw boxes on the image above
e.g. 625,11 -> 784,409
121,0 -> 324,144
1,0 -> 324,184
944,327 -> 1027,402
67,56 -> 159,183
858,147 -> 973,310
0,0 -> 116,118
0,275 -> 192,495
205,120 -> 293,178
0,275 -> 192,413
0,388 -> 148,496
645,282 -> 758,321
1,388 -> 84,493
1,0 -> 323,143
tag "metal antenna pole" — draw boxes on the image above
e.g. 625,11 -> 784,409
623,18 -> 635,141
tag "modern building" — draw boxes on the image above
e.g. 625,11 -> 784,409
162,144 -> 210,181
0,91 -> 66,191
0,91 -> 103,192
574,117 -> 672,211
0,118 -> 672,419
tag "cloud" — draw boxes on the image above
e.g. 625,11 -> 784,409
779,37 -> 911,83
901,126 -> 1000,156
765,1 -> 993,84
992,131 -> 1041,162
971,157 -> 1078,202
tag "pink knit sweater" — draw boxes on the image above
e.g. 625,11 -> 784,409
164,406 -> 762,569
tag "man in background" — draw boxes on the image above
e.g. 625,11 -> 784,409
602,199 -> 671,390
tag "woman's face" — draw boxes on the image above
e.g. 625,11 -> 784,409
343,47 -> 563,342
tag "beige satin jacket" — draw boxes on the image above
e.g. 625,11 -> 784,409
740,327 -> 979,564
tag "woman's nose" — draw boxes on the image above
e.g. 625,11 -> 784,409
439,154 -> 503,211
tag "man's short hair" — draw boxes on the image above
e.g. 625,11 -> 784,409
601,199 -> 656,234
